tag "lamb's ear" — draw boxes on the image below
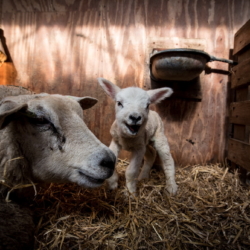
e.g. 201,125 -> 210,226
0,100 -> 28,129
97,78 -> 121,100
66,96 -> 98,110
147,87 -> 173,104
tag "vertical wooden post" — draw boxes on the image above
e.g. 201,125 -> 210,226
0,31 -> 17,85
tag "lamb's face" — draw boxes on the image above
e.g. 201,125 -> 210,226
0,94 -> 116,188
115,88 -> 150,137
98,78 -> 173,137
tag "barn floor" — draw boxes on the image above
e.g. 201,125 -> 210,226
32,161 -> 250,250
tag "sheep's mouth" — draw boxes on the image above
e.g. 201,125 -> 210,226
126,124 -> 141,134
78,170 -> 105,185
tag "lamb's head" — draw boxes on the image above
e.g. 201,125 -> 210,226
98,78 -> 173,137
0,93 -> 116,188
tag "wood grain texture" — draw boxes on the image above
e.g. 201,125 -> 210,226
230,101 -> 250,125
233,19 -> 250,55
231,58 -> 250,88
228,138 -> 250,171
1,0 -> 250,165
237,47 -> 250,62
2,0 -> 81,12
233,124 -> 246,141
229,21 -> 250,168
232,86 -> 250,144
235,86 -> 249,101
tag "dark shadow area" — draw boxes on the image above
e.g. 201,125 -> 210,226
150,77 -> 200,122
150,76 -> 202,101
224,48 -> 238,163
155,95 -> 199,122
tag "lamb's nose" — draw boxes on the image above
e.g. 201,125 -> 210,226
129,115 -> 141,123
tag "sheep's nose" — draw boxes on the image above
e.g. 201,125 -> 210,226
129,115 -> 141,123
99,153 -> 116,170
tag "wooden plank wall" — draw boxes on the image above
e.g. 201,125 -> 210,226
228,19 -> 250,172
0,0 -> 250,166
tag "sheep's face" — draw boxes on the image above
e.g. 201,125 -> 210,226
0,94 -> 116,188
115,88 -> 150,136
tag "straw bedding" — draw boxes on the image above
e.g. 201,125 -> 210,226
32,160 -> 250,250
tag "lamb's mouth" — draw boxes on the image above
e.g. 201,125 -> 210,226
126,123 -> 141,134
78,170 -> 105,184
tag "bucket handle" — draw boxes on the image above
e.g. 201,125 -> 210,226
209,56 -> 237,65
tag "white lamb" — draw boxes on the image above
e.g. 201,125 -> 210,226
98,78 -> 178,196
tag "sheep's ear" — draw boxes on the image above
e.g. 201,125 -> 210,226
97,78 -> 121,100
0,100 -> 28,129
147,87 -> 173,104
66,96 -> 98,110
78,97 -> 98,110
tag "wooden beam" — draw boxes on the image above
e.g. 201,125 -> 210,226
233,19 -> 250,55
228,138 -> 250,171
230,101 -> 250,125
235,86 -> 249,101
233,124 -> 246,141
231,58 -> 250,88
237,48 -> 250,63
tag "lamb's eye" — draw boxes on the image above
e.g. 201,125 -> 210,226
117,101 -> 123,107
146,103 -> 150,109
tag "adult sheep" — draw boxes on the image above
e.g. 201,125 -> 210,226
0,85 -> 116,250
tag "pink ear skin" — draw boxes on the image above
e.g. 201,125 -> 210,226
147,88 -> 173,104
97,78 -> 121,100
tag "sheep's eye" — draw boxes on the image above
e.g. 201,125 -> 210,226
146,103 -> 150,109
20,111 -> 51,127
117,101 -> 123,107
30,117 -> 53,132
27,116 -> 51,129
32,117 -> 50,126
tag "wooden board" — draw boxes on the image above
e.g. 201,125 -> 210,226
228,138 -> 250,171
233,19 -> 250,55
1,0 -> 250,165
237,47 -> 250,63
2,0 -> 81,12
230,101 -> 250,125
233,124 -> 246,141
231,58 -> 250,88
231,86 -> 250,143
235,85 -> 249,101
230,17 -> 250,172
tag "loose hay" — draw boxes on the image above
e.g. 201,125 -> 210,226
33,161 -> 250,250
